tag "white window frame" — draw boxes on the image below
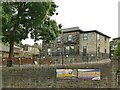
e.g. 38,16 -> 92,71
83,34 -> 88,40
68,35 -> 73,42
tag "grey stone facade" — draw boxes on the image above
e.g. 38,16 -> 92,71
42,27 -> 110,64
110,37 -> 120,57
2,60 -> 118,88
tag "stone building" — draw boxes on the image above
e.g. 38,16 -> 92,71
22,43 -> 40,58
110,37 -> 120,57
42,27 -> 110,64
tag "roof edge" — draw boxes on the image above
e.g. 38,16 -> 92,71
83,30 -> 111,38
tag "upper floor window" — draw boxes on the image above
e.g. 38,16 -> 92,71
29,47 -> 32,51
57,36 -> 61,43
105,37 -> 107,42
97,34 -> 100,40
23,45 -> 28,51
68,35 -> 73,42
47,48 -> 51,56
83,34 -> 88,40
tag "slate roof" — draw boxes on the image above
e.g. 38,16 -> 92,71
62,27 -> 111,38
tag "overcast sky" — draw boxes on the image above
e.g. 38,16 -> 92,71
22,0 -> 119,45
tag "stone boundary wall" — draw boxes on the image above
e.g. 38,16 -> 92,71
2,59 -> 118,88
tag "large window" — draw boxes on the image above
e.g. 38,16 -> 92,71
83,46 -> 87,56
68,35 -> 73,42
57,36 -> 61,43
64,46 -> 70,55
57,48 -> 61,56
70,46 -> 75,54
47,48 -> 51,56
105,49 -> 107,54
83,34 -> 88,40
64,46 -> 75,55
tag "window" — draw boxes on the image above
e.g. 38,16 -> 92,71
105,49 -> 107,54
98,47 -> 100,53
105,37 -> 107,43
57,48 -> 61,56
57,36 -> 61,43
115,45 -> 117,48
24,45 -> 28,51
47,48 -> 51,55
70,46 -> 74,49
68,35 -> 73,42
65,46 -> 70,55
83,46 -> 87,56
64,46 -> 75,55
70,46 -> 75,54
98,47 -> 100,56
29,47 -> 32,51
77,46 -> 79,55
97,34 -> 100,40
83,34 -> 88,40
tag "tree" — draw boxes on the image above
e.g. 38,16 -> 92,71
2,2 -> 61,67
114,42 -> 120,57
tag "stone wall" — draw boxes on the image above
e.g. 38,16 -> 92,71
2,59 -> 118,88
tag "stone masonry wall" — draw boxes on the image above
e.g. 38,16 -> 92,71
2,59 -> 118,88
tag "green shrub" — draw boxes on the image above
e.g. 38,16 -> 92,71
114,42 -> 120,57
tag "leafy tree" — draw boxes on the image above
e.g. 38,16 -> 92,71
114,42 -> 120,57
2,2 -> 61,66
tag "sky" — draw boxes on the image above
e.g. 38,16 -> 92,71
22,0 -> 120,45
